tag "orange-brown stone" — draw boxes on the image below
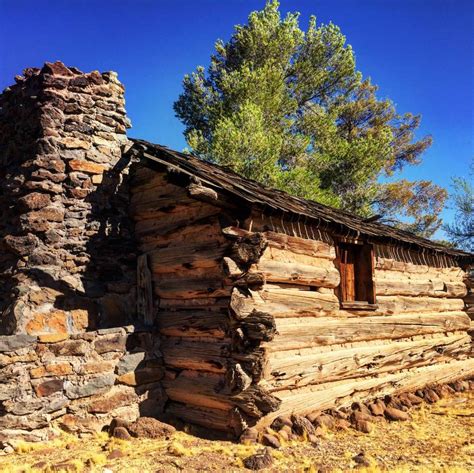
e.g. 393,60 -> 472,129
68,159 -> 106,174
30,362 -> 72,379
70,309 -> 89,331
26,310 -> 68,335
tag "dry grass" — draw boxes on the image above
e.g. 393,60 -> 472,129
0,391 -> 472,472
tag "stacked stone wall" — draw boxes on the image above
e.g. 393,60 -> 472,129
0,328 -> 165,441
0,62 -> 165,441
0,61 -> 136,335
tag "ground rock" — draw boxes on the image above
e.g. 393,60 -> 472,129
127,417 -> 175,439
385,407 -> 409,421
112,426 -> 131,440
292,415 -> 316,437
353,419 -> 372,434
261,433 -> 280,449
270,415 -> 292,431
243,448 -> 273,470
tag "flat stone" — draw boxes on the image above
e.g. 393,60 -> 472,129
64,373 -> 115,399
115,352 -> 145,376
94,333 -> 126,354
88,387 -> 137,413
68,159 -> 107,174
48,339 -> 89,356
116,366 -> 163,386
34,379 -> 64,397
0,335 -> 36,352
30,362 -> 72,378
38,333 -> 70,343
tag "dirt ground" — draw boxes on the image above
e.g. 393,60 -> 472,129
0,391 -> 473,473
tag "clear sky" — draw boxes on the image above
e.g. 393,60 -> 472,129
1,0 -> 472,235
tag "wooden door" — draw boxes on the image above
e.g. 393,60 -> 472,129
340,245 -> 355,302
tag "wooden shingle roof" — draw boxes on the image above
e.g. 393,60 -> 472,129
129,139 -> 472,262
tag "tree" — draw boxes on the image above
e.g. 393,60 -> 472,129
444,162 -> 473,252
174,0 -> 446,236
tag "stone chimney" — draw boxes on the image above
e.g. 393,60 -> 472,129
0,62 -> 136,335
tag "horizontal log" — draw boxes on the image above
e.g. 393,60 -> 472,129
157,311 -> 228,339
259,358 -> 474,426
265,332 -> 471,390
154,279 -> 231,299
135,204 -> 220,238
251,260 -> 340,288
375,257 -> 465,279
166,402 -> 232,432
376,295 -> 464,314
130,170 -> 175,194
158,297 -> 230,310
163,371 -> 231,411
163,371 -> 280,418
265,311 -> 471,350
138,219 -> 225,253
230,286 -> 340,319
130,185 -> 189,211
375,278 -> 467,298
148,241 -> 227,271
161,338 -> 231,373
222,226 -> 335,259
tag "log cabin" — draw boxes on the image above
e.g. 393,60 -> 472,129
127,139 -> 474,437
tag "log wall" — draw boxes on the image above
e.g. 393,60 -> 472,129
130,168 -> 473,436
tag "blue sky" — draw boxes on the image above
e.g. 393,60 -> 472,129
1,0 -> 472,235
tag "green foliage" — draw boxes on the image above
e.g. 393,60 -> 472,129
444,161 -> 473,251
174,0 -> 445,236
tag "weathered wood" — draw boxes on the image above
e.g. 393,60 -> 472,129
235,310 -> 277,342
377,295 -> 464,314
230,233 -> 267,268
166,402 -> 232,432
260,358 -> 474,426
222,226 -> 335,259
139,219 -> 225,252
135,203 -> 220,238
187,182 -> 219,202
161,338 -> 231,373
136,254 -> 154,326
265,332 -> 471,390
154,279 -> 230,299
148,241 -> 226,271
158,297 -> 230,310
163,371 -> 231,411
251,260 -> 340,288
266,311 -> 470,350
375,277 -> 467,298
231,385 -> 281,418
157,311 -> 228,339
230,285 -> 340,319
